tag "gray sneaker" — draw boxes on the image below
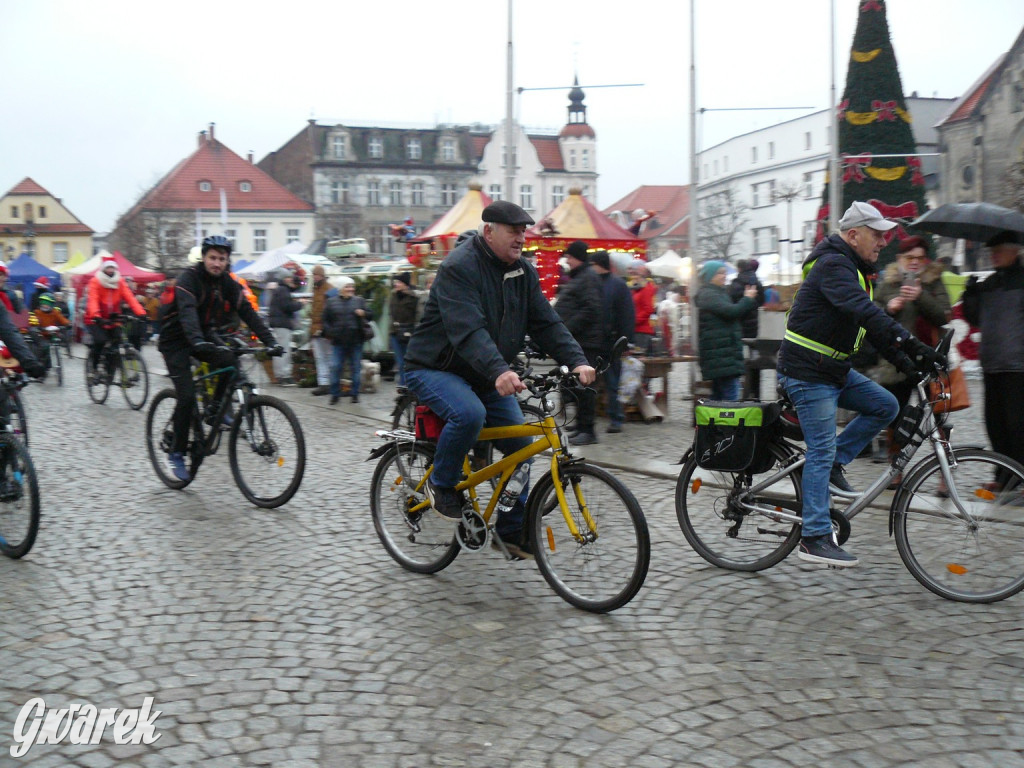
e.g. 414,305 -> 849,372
828,463 -> 857,496
797,534 -> 858,567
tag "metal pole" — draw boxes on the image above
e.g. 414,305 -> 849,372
828,0 -> 840,232
504,0 -> 515,204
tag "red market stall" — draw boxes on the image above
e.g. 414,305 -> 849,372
405,185 -> 492,267
525,189 -> 647,299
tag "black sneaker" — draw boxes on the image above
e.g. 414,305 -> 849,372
798,534 -> 859,567
425,480 -> 463,520
569,431 -> 598,446
829,463 -> 856,495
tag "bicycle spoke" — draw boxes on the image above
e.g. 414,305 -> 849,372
229,395 -> 305,508
0,436 -> 40,559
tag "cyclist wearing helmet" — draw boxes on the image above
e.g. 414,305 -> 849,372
158,235 -> 282,481
85,254 -> 147,380
31,292 -> 70,330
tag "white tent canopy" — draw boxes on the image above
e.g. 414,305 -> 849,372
235,241 -> 308,280
646,249 -> 685,280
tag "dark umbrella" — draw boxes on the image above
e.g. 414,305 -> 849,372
909,202 -> 1024,242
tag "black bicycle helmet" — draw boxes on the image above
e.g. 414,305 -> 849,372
201,235 -> 233,255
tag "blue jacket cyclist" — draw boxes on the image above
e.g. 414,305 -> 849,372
403,201 -> 595,559
777,201 -> 942,568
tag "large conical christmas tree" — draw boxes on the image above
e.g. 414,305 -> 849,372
815,0 -> 929,269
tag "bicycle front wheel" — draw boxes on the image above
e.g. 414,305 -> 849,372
146,388 -> 204,489
675,443 -> 803,571
370,441 -> 460,573
7,390 -> 28,446
528,463 -> 650,613
119,348 -> 149,410
229,395 -> 305,508
894,448 -> 1024,603
85,356 -> 109,404
0,434 -> 40,559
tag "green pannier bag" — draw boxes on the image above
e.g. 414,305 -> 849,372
694,400 -> 782,472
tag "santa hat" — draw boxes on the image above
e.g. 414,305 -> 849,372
33,276 -> 49,289
101,254 -> 118,269
0,264 -> 8,276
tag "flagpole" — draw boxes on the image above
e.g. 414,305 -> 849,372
829,0 -> 840,232
504,0 -> 515,204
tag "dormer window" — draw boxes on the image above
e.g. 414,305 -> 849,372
199,180 -> 212,192
369,136 -> 383,159
239,181 -> 252,192
333,134 -> 346,159
407,138 -> 421,160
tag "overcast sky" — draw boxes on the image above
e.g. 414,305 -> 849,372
2,0 -> 1022,234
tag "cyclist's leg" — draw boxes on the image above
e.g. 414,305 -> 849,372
87,326 -> 108,371
161,344 -> 197,453
833,369 -> 899,467
404,369 -> 485,489
481,391 -> 533,539
193,345 -> 237,407
778,374 -> 841,539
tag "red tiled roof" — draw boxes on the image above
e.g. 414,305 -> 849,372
4,177 -> 50,196
134,134 -> 315,215
470,134 -> 491,163
559,123 -> 595,139
939,53 -> 1007,125
529,135 -> 565,171
602,185 -> 691,241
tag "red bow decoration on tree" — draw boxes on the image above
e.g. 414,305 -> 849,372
867,199 -> 920,245
906,156 -> 925,186
837,99 -> 850,121
860,0 -> 883,11
842,153 -> 873,184
871,100 -> 897,121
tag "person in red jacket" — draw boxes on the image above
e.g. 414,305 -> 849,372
627,259 -> 658,354
84,254 -> 146,381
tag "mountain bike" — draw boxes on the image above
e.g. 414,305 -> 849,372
85,314 -> 149,409
23,322 -> 65,386
369,341 -> 650,613
145,335 -> 305,508
0,372 -> 41,558
675,330 -> 1024,603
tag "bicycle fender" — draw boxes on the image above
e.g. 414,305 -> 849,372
677,447 -> 694,465
367,443 -> 393,461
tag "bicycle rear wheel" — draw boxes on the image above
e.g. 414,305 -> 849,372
370,441 -> 460,573
119,348 -> 149,410
229,394 -> 305,508
146,388 -> 204,489
85,356 -> 110,404
0,434 -> 40,559
675,443 -> 803,571
894,448 -> 1024,603
528,462 -> 650,613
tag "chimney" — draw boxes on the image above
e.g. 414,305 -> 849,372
198,130 -> 206,147
247,151 -> 254,164
208,122 -> 216,142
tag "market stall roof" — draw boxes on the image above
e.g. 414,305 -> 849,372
234,241 -> 308,280
66,250 -> 165,284
6,253 -> 62,296
420,185 -> 493,239
527,189 -> 646,246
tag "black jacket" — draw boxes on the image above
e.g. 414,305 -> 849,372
388,290 -> 419,339
159,264 -> 275,350
555,263 -> 604,351
598,272 -> 635,351
405,234 -> 587,391
962,259 -> 1024,373
777,234 -> 912,387
268,282 -> 303,330
728,267 -> 765,339
322,292 -> 372,347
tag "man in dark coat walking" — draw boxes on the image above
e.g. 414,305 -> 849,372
728,258 -> 766,339
590,250 -> 634,433
556,241 -> 605,445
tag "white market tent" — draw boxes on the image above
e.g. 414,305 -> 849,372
645,249 -> 686,280
234,241 -> 308,280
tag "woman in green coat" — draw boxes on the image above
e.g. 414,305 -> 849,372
695,260 -> 757,400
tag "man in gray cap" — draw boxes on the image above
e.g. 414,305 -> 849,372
776,201 -> 944,568
403,200 -> 595,559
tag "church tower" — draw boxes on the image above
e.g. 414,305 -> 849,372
558,76 -> 597,177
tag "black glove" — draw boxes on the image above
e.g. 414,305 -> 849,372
268,344 -> 285,358
194,341 -> 231,357
893,353 -> 920,380
23,361 -> 46,380
903,336 -> 946,373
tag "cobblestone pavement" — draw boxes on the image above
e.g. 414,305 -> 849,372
3,347 -> 1023,767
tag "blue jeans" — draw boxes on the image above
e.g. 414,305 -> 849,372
603,358 -> 624,426
778,369 -> 898,538
711,376 -> 741,401
390,335 -> 409,386
331,343 -> 362,398
405,368 -> 533,538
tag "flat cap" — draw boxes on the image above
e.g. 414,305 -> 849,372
482,200 -> 535,226
838,201 -> 897,232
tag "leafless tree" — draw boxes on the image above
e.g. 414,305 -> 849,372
108,207 -> 194,274
697,185 -> 749,262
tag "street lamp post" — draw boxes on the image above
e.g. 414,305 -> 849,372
772,183 -> 801,284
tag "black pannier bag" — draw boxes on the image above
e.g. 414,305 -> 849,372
693,400 -> 782,473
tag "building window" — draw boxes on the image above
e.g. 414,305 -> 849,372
569,149 -> 576,169
519,184 -> 533,211
440,183 -> 457,206
552,185 -> 564,207
713,159 -> 719,175
411,182 -> 424,206
333,135 -> 345,159
367,181 -> 380,206
369,136 -> 383,159
502,146 -> 517,168
390,181 -> 402,206
224,229 -> 236,244
199,181 -> 212,192
703,163 -> 709,179
38,206 -> 46,218
724,156 -> 729,172
330,181 -> 341,204
581,149 -> 590,170
488,184 -> 502,202
768,141 -> 775,160
442,138 -> 456,161
752,226 -> 779,254
53,242 -> 68,263
253,229 -> 267,254
804,131 -> 812,150
286,228 -> 300,244
10,206 -> 17,218
407,138 -> 421,160
751,180 -> 776,208
803,171 -> 816,198
751,146 -> 758,163
239,181 -> 251,192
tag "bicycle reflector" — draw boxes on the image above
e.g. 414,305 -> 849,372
947,563 -> 968,575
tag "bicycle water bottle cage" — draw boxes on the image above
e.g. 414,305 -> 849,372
414,405 -> 445,441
